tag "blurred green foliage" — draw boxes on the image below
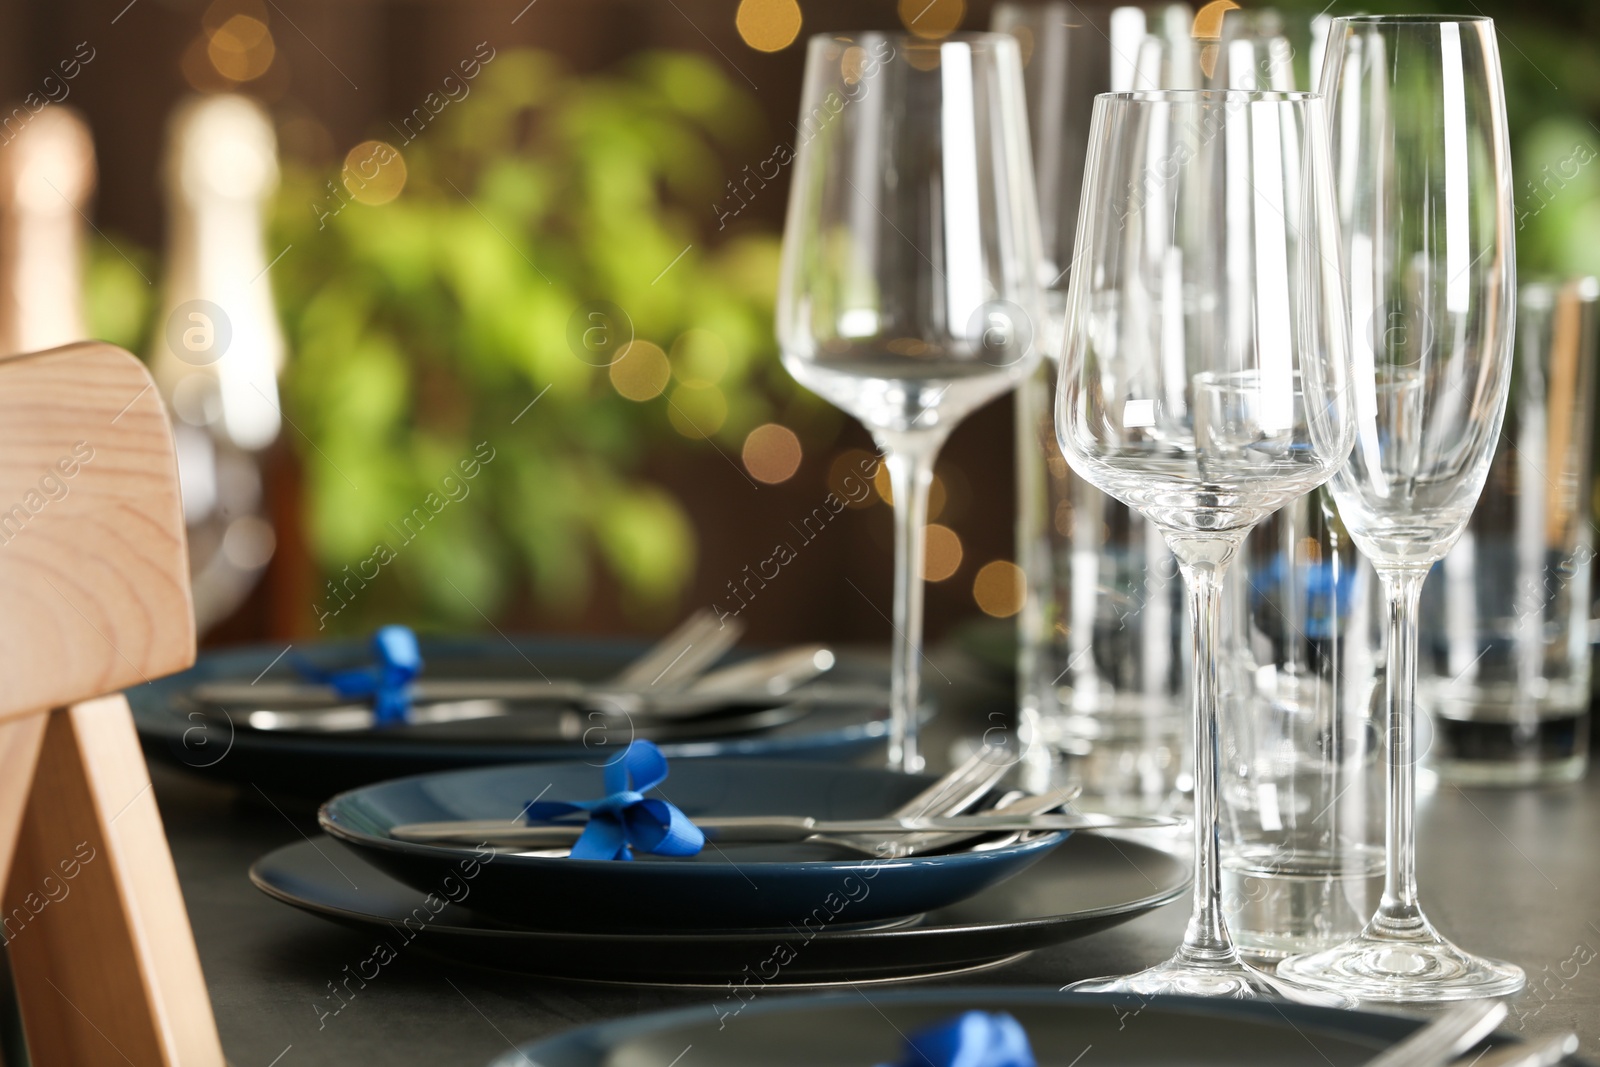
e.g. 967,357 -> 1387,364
1277,0 -> 1600,280
271,50 -> 801,630
91,49 -> 818,633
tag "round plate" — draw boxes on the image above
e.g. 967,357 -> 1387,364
489,988 -> 1554,1067
318,760 -> 1066,931
131,636 -> 889,797
252,831 -> 1187,985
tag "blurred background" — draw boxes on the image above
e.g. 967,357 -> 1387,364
0,0 -> 1594,650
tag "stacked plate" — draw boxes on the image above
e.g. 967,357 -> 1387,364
132,635 -> 894,797
253,759 -> 1190,986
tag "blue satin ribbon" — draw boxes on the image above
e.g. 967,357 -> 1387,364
877,1012 -> 1037,1067
294,625 -> 422,727
522,740 -> 705,861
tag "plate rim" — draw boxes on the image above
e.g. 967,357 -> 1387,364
491,986 -> 1441,1066
249,831 -> 1191,947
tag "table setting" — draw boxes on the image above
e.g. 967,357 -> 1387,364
2,1 -> 1598,1065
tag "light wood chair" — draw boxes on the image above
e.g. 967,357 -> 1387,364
0,342 -> 225,1065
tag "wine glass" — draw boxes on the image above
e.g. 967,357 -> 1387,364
1275,16 -> 1524,1002
776,33 -> 1044,773
1056,89 -> 1353,997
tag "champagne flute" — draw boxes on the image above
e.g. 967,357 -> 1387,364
1275,16 -> 1524,1002
777,33 -> 1044,773
1056,88 -> 1353,997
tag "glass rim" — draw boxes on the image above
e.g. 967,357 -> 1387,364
1333,14 -> 1493,24
806,30 -> 1020,49
1096,89 -> 1320,104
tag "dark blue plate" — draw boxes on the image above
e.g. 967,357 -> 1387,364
318,760 -> 1065,932
131,636 -> 890,797
490,988 -> 1575,1067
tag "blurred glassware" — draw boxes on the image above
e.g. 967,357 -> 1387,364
995,2 -> 1190,815
1420,277 -> 1600,786
149,94 -> 284,632
1180,5 -> 1390,965
777,32 -> 1044,773
0,106 -> 95,355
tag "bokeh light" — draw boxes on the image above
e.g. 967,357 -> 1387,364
671,328 -> 729,386
342,140 -> 407,205
973,560 -> 1027,617
841,45 -> 869,85
208,14 -> 275,82
609,340 -> 670,401
923,524 -> 963,581
827,449 -> 880,509
873,467 -> 947,519
899,0 -> 966,40
743,424 -> 803,484
668,383 -> 728,438
736,0 -> 803,52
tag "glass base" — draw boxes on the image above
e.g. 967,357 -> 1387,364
1064,953 -> 1348,1005
1276,922 -> 1525,1002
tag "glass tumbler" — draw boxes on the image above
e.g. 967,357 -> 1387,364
1420,277 -> 1600,786
998,2 -> 1191,813
1220,489 -> 1386,960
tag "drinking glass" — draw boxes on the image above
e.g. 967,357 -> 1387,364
994,2 -> 1191,812
777,33 -> 1044,772
1275,16 -> 1524,1001
1421,278 -> 1600,786
1056,89 -> 1352,998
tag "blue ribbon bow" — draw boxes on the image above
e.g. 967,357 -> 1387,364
877,1012 -> 1037,1067
522,740 -> 705,861
294,625 -> 422,727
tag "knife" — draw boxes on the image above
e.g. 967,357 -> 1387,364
388,811 -> 1181,846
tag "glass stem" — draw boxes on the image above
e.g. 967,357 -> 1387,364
1374,565 -> 1430,932
1173,536 -> 1244,966
878,431 -> 945,774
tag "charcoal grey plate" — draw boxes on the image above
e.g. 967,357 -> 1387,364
251,831 -> 1188,985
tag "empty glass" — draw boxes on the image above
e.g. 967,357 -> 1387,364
1220,488 -> 1386,961
1056,88 -> 1352,999
1276,16 -> 1525,1002
995,2 -> 1189,813
1421,277 -> 1600,786
776,33 -> 1044,772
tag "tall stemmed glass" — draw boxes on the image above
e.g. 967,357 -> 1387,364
1275,16 -> 1524,1001
1057,89 -> 1353,997
777,34 -> 1044,773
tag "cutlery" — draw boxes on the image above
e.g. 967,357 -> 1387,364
842,784 -> 1083,859
607,608 -> 744,690
195,641 -> 860,735
195,608 -> 749,710
1361,1001 -> 1507,1067
1465,1032 -> 1579,1067
390,811 -> 1179,848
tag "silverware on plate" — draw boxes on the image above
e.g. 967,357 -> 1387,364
1361,1002 -> 1506,1067
188,637 -> 867,734
390,810 -> 1179,850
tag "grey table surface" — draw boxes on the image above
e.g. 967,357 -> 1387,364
145,670 -> 1600,1067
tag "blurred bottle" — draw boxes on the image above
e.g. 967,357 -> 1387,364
0,106 -> 95,355
1421,279 -> 1600,786
150,94 -> 283,632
